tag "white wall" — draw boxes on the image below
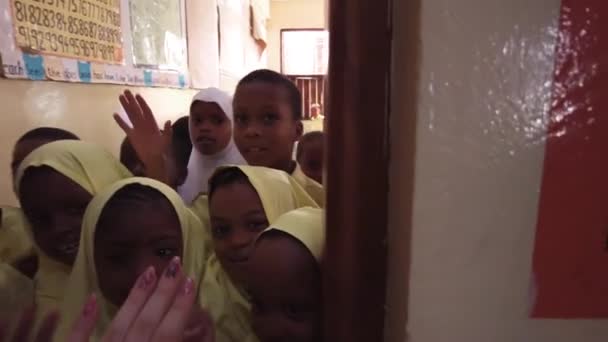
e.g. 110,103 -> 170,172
267,0 -> 325,72
387,0 -> 608,341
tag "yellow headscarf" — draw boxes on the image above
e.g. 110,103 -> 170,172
56,178 -> 208,341
14,140 -> 131,321
0,206 -> 33,264
242,207 -> 325,342
201,165 -> 319,342
262,207 -> 325,262
292,163 -> 325,207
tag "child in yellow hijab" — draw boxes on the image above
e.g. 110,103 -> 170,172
56,177 -> 208,340
230,70 -> 325,206
247,207 -> 324,342
202,165 -> 319,341
1,127 -> 80,272
13,140 -> 131,322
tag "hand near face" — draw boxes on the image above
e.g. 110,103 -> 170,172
114,90 -> 174,185
100,256 -> 212,342
183,306 -> 215,342
0,258 -> 214,342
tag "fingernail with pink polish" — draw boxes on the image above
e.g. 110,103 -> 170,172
83,294 -> 97,317
138,266 -> 156,289
182,278 -> 194,296
165,256 -> 181,278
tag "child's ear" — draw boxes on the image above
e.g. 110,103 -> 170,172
295,120 -> 304,140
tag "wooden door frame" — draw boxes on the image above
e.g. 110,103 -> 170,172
323,0 -> 392,340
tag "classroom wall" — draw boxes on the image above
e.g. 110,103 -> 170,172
267,0 -> 326,72
0,0 -> 267,207
386,0 -> 608,340
0,80 -> 197,206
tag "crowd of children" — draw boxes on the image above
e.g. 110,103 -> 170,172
0,69 -> 327,342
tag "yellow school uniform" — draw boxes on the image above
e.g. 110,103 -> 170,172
190,194 -> 214,259
0,263 -> 34,319
56,178 -> 208,341
0,206 -> 34,264
14,140 -> 131,323
201,165 -> 320,342
292,162 -> 325,207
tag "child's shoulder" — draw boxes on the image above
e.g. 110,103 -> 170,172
292,164 -> 325,207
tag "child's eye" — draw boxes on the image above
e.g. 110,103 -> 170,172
65,206 -> 85,216
28,214 -> 47,227
263,113 -> 278,124
251,298 -> 267,315
155,248 -> 178,259
106,253 -> 127,265
234,114 -> 248,125
212,225 -> 231,239
247,220 -> 268,232
284,303 -> 308,321
212,116 -> 225,125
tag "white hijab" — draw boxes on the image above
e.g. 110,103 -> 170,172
178,88 -> 246,203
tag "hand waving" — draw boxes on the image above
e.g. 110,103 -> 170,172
114,90 -> 173,184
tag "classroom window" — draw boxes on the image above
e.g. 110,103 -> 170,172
281,29 -> 329,76
129,0 -> 187,70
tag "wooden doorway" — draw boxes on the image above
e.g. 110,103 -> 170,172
323,0 -> 392,340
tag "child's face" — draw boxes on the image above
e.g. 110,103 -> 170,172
189,101 -> 233,156
209,181 -> 268,283
233,83 -> 303,172
94,199 -> 183,307
298,140 -> 324,184
12,139 -> 51,182
19,167 -> 92,266
248,234 -> 321,342
119,138 -> 145,177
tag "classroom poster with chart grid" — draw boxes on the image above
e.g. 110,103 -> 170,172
0,0 -> 189,88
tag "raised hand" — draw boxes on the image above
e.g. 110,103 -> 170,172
114,90 -> 173,184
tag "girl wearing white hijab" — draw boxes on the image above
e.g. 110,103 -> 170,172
179,88 -> 246,203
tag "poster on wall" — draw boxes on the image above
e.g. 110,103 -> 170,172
531,0 -> 608,318
11,0 -> 123,64
0,0 -> 189,88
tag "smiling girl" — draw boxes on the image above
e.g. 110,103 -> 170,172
14,140 -> 131,323
202,165 -> 318,341
56,177 -> 209,340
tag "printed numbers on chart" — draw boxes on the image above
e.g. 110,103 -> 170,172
55,12 -> 66,31
57,34 -> 69,53
28,5 -> 41,26
12,0 -> 120,62
14,1 -> 26,22
69,37 -> 80,55
46,32 -> 58,52
42,8 -> 50,27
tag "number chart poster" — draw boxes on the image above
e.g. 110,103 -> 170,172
531,0 -> 608,318
11,0 -> 123,64
0,0 -> 189,88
